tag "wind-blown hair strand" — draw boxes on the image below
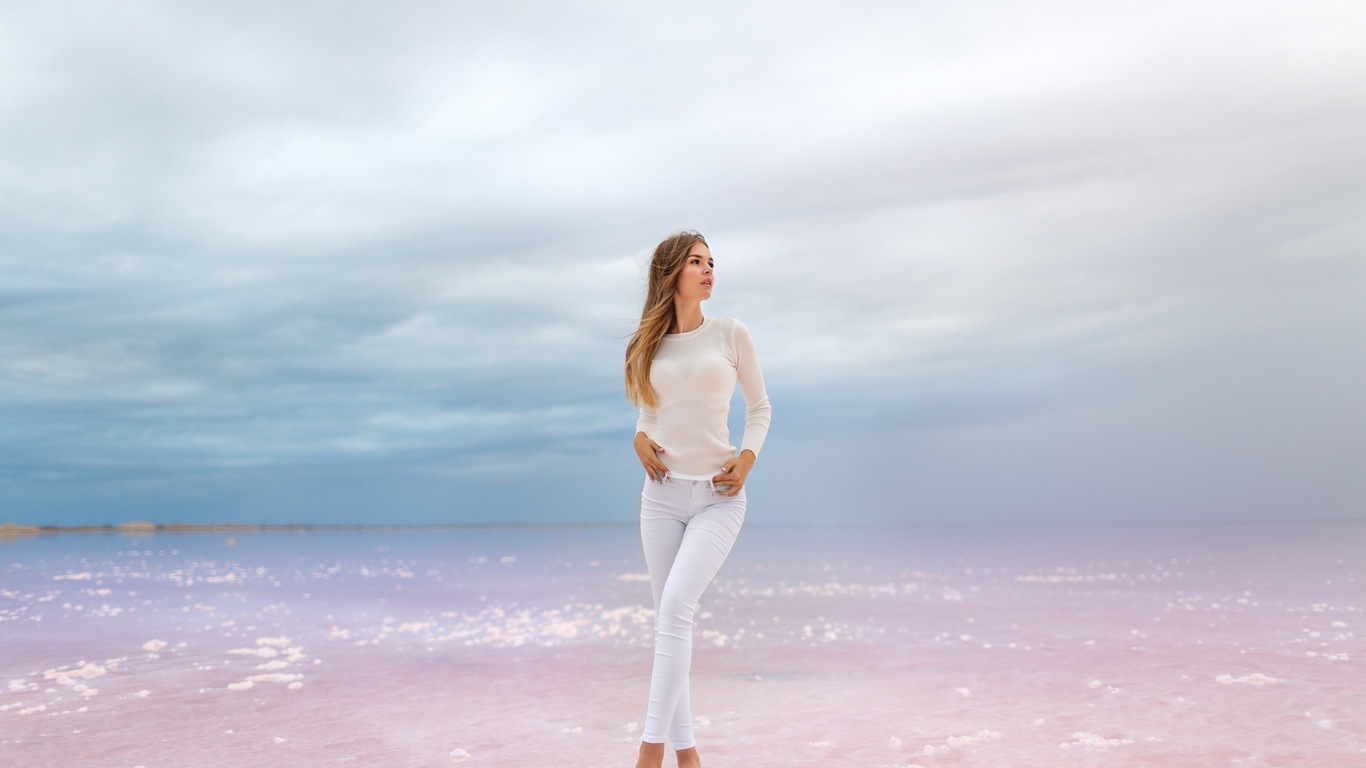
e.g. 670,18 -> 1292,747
625,230 -> 706,408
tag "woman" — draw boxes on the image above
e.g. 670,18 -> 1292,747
624,231 -> 772,768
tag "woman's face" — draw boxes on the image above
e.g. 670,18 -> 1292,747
674,242 -> 714,302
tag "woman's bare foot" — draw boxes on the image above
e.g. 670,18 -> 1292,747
635,741 -> 665,768
676,746 -> 701,768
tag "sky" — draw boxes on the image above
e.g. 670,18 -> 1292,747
2,1 -> 1363,527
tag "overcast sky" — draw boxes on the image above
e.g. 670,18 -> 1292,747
2,1 -> 1363,527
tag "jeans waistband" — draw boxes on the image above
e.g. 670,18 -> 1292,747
658,472 -> 726,492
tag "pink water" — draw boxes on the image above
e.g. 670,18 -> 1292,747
2,522 -> 1362,767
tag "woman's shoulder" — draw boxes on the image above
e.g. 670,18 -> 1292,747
710,317 -> 750,333
710,317 -> 757,349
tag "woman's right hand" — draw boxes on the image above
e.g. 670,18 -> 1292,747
634,432 -> 668,482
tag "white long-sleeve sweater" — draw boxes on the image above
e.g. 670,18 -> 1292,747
635,317 -> 772,480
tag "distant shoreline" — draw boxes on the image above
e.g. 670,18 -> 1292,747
2,517 -> 1362,539
0,521 -> 633,537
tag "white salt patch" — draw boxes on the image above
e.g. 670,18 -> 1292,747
256,636 -> 291,648
889,736 -> 903,747
1331,620 -> 1347,628
226,681 -> 254,691
81,688 -> 98,697
78,663 -> 107,679
229,647 -> 279,658
53,573 -> 93,581
1087,680 -> 1103,688
136,690 -> 150,698
142,639 -> 167,652
450,747 -> 471,762
256,660 -> 290,671
1216,673 -> 1280,685
543,620 -> 584,639
7,680 -> 27,692
562,726 -> 583,734
948,730 -> 1000,747
1060,732 -> 1132,752
809,741 -> 831,747
274,737 -> 286,743
246,673 -> 302,683
330,626 -> 351,639
500,556 -> 516,564
616,573 -> 650,582
288,681 -> 303,690
1319,719 -> 1333,728
954,687 -> 970,697
922,730 -> 1000,754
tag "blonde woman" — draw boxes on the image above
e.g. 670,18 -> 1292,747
625,231 -> 772,768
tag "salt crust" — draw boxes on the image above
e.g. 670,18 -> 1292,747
922,729 -> 1001,755
247,673 -> 302,683
1060,732 -> 1132,751
1216,672 -> 1280,685
229,646 -> 279,658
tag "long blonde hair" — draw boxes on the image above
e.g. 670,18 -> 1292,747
625,230 -> 707,408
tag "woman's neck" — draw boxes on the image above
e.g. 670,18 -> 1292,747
671,300 -> 704,334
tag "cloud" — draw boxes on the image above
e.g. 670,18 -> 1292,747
1,1 -> 1362,524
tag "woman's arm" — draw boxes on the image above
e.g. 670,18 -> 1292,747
735,320 -> 771,458
634,430 -> 669,483
714,321 -> 770,496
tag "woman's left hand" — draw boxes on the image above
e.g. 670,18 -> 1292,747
712,450 -> 755,497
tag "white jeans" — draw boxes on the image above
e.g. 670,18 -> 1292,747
638,476 -> 746,749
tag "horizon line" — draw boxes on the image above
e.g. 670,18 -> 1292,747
2,517 -> 1363,537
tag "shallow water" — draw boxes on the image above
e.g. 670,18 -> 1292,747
1,522 -> 1362,767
